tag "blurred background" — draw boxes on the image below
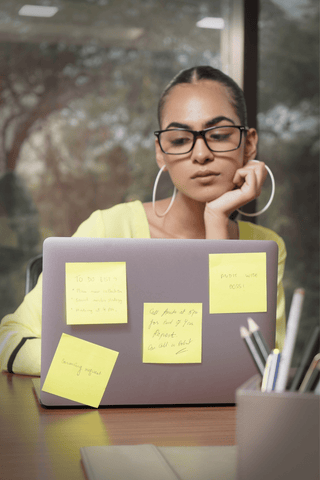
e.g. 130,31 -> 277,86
0,0 -> 318,365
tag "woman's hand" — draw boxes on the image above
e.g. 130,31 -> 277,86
204,160 -> 267,238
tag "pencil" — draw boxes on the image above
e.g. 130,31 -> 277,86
299,353 -> 320,393
261,352 -> 273,392
240,326 -> 265,376
274,288 -> 305,392
314,377 -> 320,395
247,317 -> 271,364
290,325 -> 320,391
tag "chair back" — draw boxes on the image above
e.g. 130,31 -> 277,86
25,254 -> 43,294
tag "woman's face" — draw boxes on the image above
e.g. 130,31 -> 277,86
155,80 -> 256,204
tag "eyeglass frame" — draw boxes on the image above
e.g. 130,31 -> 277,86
154,125 -> 249,155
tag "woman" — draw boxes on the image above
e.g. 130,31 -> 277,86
0,66 -> 286,375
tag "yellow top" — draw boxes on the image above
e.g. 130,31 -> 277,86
0,200 -> 286,375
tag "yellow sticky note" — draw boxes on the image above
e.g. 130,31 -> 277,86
65,262 -> 127,325
42,333 -> 119,408
209,252 -> 267,314
143,303 -> 202,364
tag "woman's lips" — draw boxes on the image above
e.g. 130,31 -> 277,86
192,170 -> 220,179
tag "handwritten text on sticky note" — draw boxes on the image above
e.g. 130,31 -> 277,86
143,303 -> 202,364
65,262 -> 127,325
42,333 -> 119,408
209,252 -> 267,314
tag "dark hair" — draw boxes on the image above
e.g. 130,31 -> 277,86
157,65 -> 247,128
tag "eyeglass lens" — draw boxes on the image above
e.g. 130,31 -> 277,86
159,126 -> 242,154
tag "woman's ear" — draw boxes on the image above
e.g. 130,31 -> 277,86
155,138 -> 167,170
243,128 -> 258,164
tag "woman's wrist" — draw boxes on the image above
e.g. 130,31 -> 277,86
204,206 -> 230,239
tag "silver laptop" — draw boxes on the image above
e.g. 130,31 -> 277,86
40,237 -> 278,407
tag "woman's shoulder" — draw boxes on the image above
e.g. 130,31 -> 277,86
73,200 -> 149,238
98,199 -> 144,217
238,220 -> 286,259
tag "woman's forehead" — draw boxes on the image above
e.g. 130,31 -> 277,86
161,81 -> 238,126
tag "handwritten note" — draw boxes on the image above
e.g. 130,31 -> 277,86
42,333 -> 119,408
143,303 -> 202,364
65,262 -> 127,325
209,252 -> 267,314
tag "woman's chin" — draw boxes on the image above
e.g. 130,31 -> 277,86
177,183 -> 234,206
194,190 -> 230,205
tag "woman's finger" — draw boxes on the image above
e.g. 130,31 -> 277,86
246,161 -> 267,189
233,161 -> 267,193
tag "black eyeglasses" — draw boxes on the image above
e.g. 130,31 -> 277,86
154,125 -> 249,155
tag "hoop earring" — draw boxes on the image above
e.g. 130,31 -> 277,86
237,161 -> 275,217
152,165 -> 177,217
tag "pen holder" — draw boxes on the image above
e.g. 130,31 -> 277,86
236,375 -> 320,480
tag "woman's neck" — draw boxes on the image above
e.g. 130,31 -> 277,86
143,193 -> 238,240
167,194 -> 207,238
143,194 -> 203,239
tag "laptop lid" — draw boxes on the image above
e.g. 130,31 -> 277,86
40,237 -> 278,407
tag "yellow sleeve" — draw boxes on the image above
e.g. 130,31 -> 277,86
0,275 -> 42,375
238,221 -> 287,351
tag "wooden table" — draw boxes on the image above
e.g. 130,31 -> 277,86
0,372 -> 236,479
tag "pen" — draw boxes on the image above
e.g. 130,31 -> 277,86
240,326 -> 265,376
274,288 -> 305,392
268,349 -> 281,391
261,349 -> 281,392
247,317 -> 271,364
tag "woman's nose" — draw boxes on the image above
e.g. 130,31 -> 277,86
191,136 -> 215,164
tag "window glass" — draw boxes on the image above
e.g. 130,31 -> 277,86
257,0 -> 319,361
0,0 -> 234,317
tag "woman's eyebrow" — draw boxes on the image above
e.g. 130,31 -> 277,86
204,116 -> 235,128
164,116 -> 235,131
164,121 -> 190,130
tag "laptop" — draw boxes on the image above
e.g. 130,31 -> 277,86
39,237 -> 278,407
